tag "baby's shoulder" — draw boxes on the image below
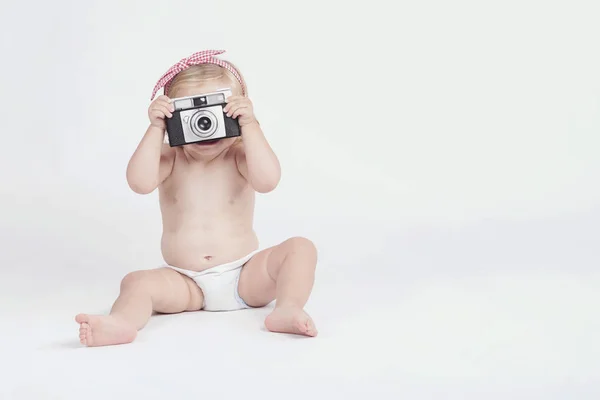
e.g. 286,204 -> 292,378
227,140 -> 246,160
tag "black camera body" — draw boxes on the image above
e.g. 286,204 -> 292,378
165,89 -> 240,146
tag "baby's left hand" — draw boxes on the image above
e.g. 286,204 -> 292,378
223,96 -> 258,128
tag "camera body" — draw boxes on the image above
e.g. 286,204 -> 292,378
165,89 -> 240,146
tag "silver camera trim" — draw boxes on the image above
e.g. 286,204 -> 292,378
171,88 -> 232,111
170,88 -> 232,143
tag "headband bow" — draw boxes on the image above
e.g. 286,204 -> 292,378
150,49 -> 246,100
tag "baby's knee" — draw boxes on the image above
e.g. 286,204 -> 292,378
284,236 -> 317,260
120,270 -> 152,292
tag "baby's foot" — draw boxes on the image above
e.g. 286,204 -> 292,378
265,305 -> 318,337
75,314 -> 137,347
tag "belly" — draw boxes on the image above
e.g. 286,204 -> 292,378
160,215 -> 259,271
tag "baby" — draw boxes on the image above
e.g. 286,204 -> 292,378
75,50 -> 317,346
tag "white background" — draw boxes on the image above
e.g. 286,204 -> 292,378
0,0 -> 599,399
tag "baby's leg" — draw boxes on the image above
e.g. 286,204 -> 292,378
76,268 -> 203,347
238,237 -> 318,337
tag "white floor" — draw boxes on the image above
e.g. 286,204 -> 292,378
1,211 -> 598,400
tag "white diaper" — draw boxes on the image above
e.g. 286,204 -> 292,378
165,250 -> 260,312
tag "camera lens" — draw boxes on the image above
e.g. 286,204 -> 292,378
197,116 -> 212,132
190,110 -> 218,138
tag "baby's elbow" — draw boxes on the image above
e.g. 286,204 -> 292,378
126,173 -> 157,195
253,176 -> 280,194
254,184 -> 275,194
128,180 -> 156,195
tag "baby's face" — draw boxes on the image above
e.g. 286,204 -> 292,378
170,81 -> 243,158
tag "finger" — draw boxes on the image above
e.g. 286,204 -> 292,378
154,99 -> 175,112
150,109 -> 167,120
149,111 -> 166,123
152,104 -> 173,118
225,103 -> 246,117
232,109 -> 251,120
150,107 -> 170,119
226,100 -> 251,115
232,106 -> 250,119
223,98 -> 244,112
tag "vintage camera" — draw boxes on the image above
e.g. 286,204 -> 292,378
165,89 -> 240,146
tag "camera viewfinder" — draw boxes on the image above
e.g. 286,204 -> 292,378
194,97 -> 207,107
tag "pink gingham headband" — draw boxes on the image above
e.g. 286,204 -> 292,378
150,49 -> 246,100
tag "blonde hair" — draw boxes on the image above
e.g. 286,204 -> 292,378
166,63 -> 247,98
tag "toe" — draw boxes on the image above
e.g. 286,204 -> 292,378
300,315 -> 317,337
307,318 -> 318,336
75,314 -> 89,324
78,322 -> 93,346
295,319 -> 309,334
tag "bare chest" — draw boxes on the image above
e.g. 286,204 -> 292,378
159,156 -> 250,213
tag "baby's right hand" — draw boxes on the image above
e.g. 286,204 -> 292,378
148,95 -> 174,130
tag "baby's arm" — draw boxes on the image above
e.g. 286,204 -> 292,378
126,96 -> 176,194
224,96 -> 281,193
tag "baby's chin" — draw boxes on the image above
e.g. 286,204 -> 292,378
186,138 -> 235,155
192,139 -> 220,147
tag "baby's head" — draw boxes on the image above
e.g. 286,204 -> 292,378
153,51 -> 247,157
